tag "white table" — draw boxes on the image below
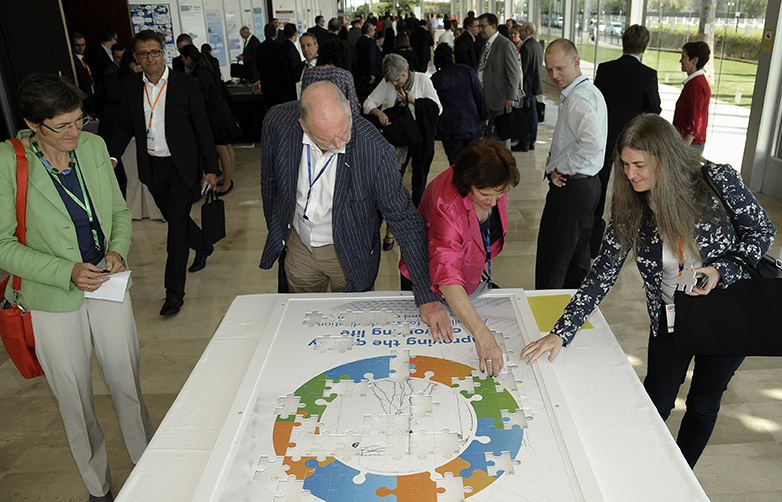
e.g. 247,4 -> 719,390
116,290 -> 707,501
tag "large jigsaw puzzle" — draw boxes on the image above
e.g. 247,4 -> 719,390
197,293 -> 596,501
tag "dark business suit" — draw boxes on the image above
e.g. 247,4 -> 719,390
519,36 -> 543,149
73,53 -> 95,113
274,39 -> 303,104
591,54 -> 661,255
454,32 -> 478,68
110,69 -> 218,300
255,38 -> 280,106
87,45 -> 113,85
308,24 -> 329,44
260,102 -> 438,306
354,35 -> 382,102
242,34 -> 261,80
410,26 -> 433,72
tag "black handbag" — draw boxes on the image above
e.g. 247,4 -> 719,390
494,106 -> 532,140
536,100 -> 545,122
673,278 -> 782,356
673,166 -> 782,357
382,100 -> 422,146
201,190 -> 226,245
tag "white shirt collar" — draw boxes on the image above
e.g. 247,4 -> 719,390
682,69 -> 705,85
302,131 -> 347,155
143,65 -> 170,87
561,75 -> 589,100
102,44 -> 113,58
486,31 -> 499,46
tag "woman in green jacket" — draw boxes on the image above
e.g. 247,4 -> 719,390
0,74 -> 153,502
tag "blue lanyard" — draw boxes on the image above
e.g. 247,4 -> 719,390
481,207 -> 492,277
303,144 -> 336,218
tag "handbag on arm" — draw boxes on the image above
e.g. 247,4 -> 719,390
0,139 -> 44,379
673,165 -> 782,357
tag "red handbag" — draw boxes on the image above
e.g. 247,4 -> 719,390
0,139 -> 44,379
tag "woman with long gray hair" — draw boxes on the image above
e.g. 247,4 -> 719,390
363,53 -> 441,250
521,113 -> 775,468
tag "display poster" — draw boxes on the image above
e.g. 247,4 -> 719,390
206,9 -> 228,65
253,7 -> 266,42
129,3 -> 176,63
179,3 -> 209,48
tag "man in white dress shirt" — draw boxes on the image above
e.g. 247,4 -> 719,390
535,38 -> 608,289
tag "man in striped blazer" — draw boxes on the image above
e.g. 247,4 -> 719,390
260,81 -> 452,338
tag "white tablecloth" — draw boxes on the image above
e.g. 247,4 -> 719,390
116,291 -> 707,501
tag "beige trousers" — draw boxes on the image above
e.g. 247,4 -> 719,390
31,292 -> 154,497
284,228 -> 348,293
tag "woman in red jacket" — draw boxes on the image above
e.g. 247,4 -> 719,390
400,139 -> 520,376
673,41 -> 711,153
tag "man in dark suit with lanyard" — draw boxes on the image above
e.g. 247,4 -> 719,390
260,81 -> 452,340
110,29 -> 218,316
591,24 -> 661,256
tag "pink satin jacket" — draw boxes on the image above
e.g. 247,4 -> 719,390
400,167 -> 508,295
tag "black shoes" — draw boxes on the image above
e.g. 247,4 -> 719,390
160,296 -> 184,317
217,180 -> 234,196
188,247 -> 213,273
511,142 -> 529,152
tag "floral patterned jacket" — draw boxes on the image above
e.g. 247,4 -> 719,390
552,163 -> 776,345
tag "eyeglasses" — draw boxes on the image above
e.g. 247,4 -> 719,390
41,116 -> 90,134
135,49 -> 164,59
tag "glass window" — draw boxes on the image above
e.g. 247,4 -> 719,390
643,0 -> 765,168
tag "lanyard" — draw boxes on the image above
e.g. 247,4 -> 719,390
144,80 -> 167,130
33,144 -> 102,251
480,207 -> 492,277
303,144 -> 336,218
677,236 -> 684,276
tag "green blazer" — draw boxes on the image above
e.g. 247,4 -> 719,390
0,130 -> 132,312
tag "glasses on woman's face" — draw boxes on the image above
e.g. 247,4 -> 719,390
135,49 -> 164,59
41,116 -> 90,134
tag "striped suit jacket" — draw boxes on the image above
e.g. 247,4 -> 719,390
259,101 -> 439,306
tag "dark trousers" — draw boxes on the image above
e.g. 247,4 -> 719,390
645,308 -> 744,467
441,137 -> 479,166
535,176 -> 600,289
146,156 -> 211,300
590,153 -> 613,257
407,140 -> 435,207
519,96 -> 539,149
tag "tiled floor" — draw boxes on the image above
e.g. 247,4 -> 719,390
1,85 -> 781,501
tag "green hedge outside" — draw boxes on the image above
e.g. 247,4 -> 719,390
647,28 -> 762,61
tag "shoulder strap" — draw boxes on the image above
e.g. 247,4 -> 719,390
701,164 -> 739,234
8,139 -> 28,292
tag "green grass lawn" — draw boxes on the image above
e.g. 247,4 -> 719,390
573,42 -> 758,108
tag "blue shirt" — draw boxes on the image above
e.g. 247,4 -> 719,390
49,168 -> 106,265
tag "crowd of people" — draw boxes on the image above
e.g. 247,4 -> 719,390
0,11 -> 772,502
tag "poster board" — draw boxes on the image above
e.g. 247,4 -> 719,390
129,3 -> 177,62
193,291 -> 603,501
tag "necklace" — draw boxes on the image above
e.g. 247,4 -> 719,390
30,133 -> 74,174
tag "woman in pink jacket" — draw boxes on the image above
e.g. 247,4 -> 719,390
401,139 -> 519,376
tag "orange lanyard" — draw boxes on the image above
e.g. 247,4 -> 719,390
144,80 -> 167,130
677,236 -> 684,276
78,57 -> 94,84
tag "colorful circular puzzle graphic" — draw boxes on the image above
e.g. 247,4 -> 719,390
272,355 -> 524,500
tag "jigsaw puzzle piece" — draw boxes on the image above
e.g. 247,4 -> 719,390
275,394 -> 304,420
410,394 -> 435,418
314,334 -> 355,353
254,456 -> 290,481
451,376 -> 476,396
389,350 -> 410,381
324,355 -> 392,383
325,379 -> 369,398
409,356 -> 473,386
435,472 -> 469,502
432,431 -> 462,460
302,459 -> 360,501
273,478 -> 307,501
500,409 -> 527,430
362,414 -> 411,436
286,431 -> 315,459
376,472 -> 436,500
484,451 -> 520,477
303,311 -> 326,327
